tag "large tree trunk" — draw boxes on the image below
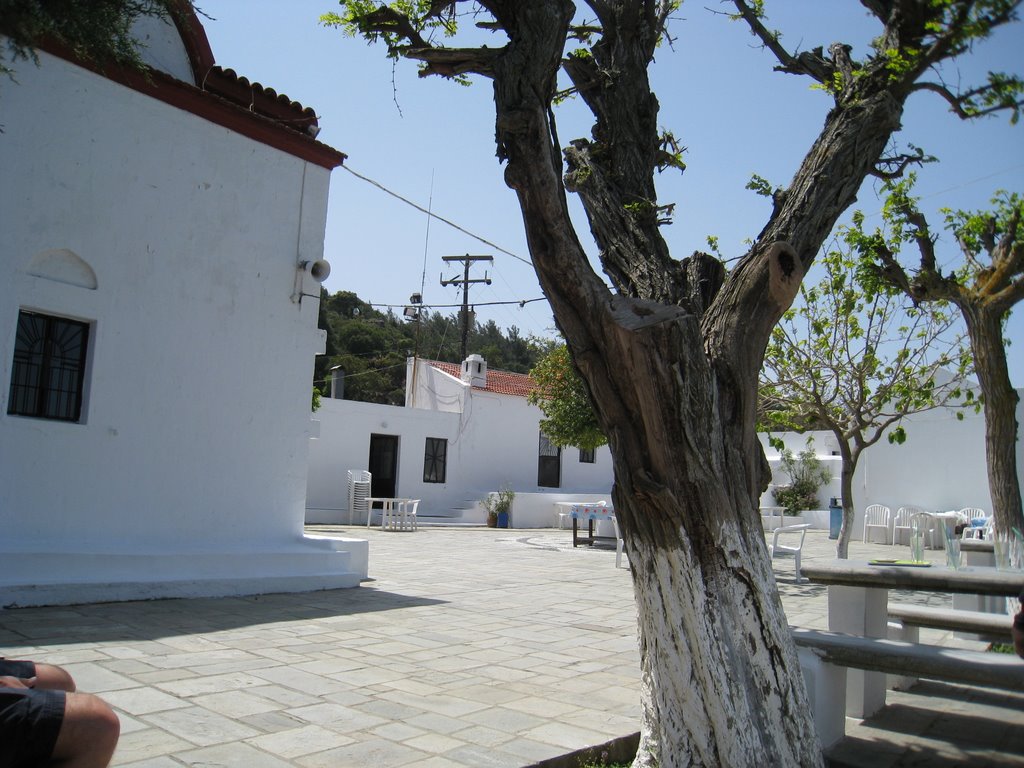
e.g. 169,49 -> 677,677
351,0 -> 1014,762
961,304 -> 1024,535
484,3 -> 904,764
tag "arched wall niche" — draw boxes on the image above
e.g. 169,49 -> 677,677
27,249 -> 98,290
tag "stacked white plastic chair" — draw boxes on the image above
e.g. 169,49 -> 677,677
347,469 -> 371,526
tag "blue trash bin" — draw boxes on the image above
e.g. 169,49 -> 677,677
497,510 -> 510,529
829,499 -> 842,539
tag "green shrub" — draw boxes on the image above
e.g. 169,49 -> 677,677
772,441 -> 831,515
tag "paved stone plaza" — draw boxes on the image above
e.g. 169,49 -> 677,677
1,526 -> 1021,766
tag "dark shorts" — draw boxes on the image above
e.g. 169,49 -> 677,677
1,660 -> 66,767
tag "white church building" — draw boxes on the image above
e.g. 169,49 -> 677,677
0,7 -> 367,606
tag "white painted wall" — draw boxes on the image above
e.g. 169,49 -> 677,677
0,44 -> 365,605
307,363 -> 614,524
313,355 -> 1023,537
760,392 -> 1024,534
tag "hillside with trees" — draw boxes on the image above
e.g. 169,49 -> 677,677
314,289 -> 555,404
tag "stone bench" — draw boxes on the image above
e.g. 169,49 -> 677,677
792,627 -> 1024,748
888,602 -> 1011,644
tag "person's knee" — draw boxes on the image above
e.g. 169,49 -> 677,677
51,692 -> 120,764
80,693 -> 120,743
33,662 -> 76,692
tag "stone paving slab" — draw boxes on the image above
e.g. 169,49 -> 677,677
0,525 -> 1021,766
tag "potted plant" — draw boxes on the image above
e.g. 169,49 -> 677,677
482,486 -> 515,528
771,441 -> 831,522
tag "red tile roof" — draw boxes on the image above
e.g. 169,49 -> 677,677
426,360 -> 537,399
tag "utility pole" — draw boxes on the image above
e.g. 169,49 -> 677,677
441,254 -> 492,360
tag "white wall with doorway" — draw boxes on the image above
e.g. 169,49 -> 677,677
308,382 -> 614,524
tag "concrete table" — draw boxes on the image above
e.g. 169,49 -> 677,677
955,539 -> 1003,617
801,559 -> 1023,718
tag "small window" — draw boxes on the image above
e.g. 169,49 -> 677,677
423,437 -> 448,483
579,447 -> 595,464
7,310 -> 89,422
538,432 -> 561,488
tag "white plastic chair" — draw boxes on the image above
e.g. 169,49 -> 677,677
405,499 -> 420,531
769,524 -> 811,582
892,505 -> 924,545
963,516 -> 994,540
612,515 -> 626,569
862,504 -> 891,544
958,507 -> 987,538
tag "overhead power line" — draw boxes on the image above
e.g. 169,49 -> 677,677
341,165 -> 533,266
364,297 -> 547,311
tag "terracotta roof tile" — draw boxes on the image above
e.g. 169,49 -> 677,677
202,66 -> 320,137
427,360 -> 537,399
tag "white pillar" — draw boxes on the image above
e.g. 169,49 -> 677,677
828,584 -> 888,718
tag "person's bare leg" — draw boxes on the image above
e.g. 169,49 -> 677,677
31,662 -> 76,692
48,692 -> 120,767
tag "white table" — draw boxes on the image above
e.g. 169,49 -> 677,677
928,510 -> 963,549
802,560 -> 1023,718
366,497 -> 412,530
954,539 -> 1005,616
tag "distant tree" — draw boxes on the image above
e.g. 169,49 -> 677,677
528,344 -> 607,450
315,290 -> 552,403
761,244 -> 973,558
849,178 -> 1024,535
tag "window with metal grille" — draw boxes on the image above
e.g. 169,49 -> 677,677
579,447 -> 595,464
423,437 -> 447,483
537,432 -> 561,488
7,310 -> 89,422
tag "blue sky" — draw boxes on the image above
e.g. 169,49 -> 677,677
196,1 -> 1023,385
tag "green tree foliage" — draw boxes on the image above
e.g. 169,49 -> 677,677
847,176 -> 1024,535
0,0 -> 182,78
314,289 -> 553,404
527,344 -> 607,451
761,242 -> 974,556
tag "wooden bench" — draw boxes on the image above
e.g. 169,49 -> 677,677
792,627 -> 1024,748
888,602 -> 1011,644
